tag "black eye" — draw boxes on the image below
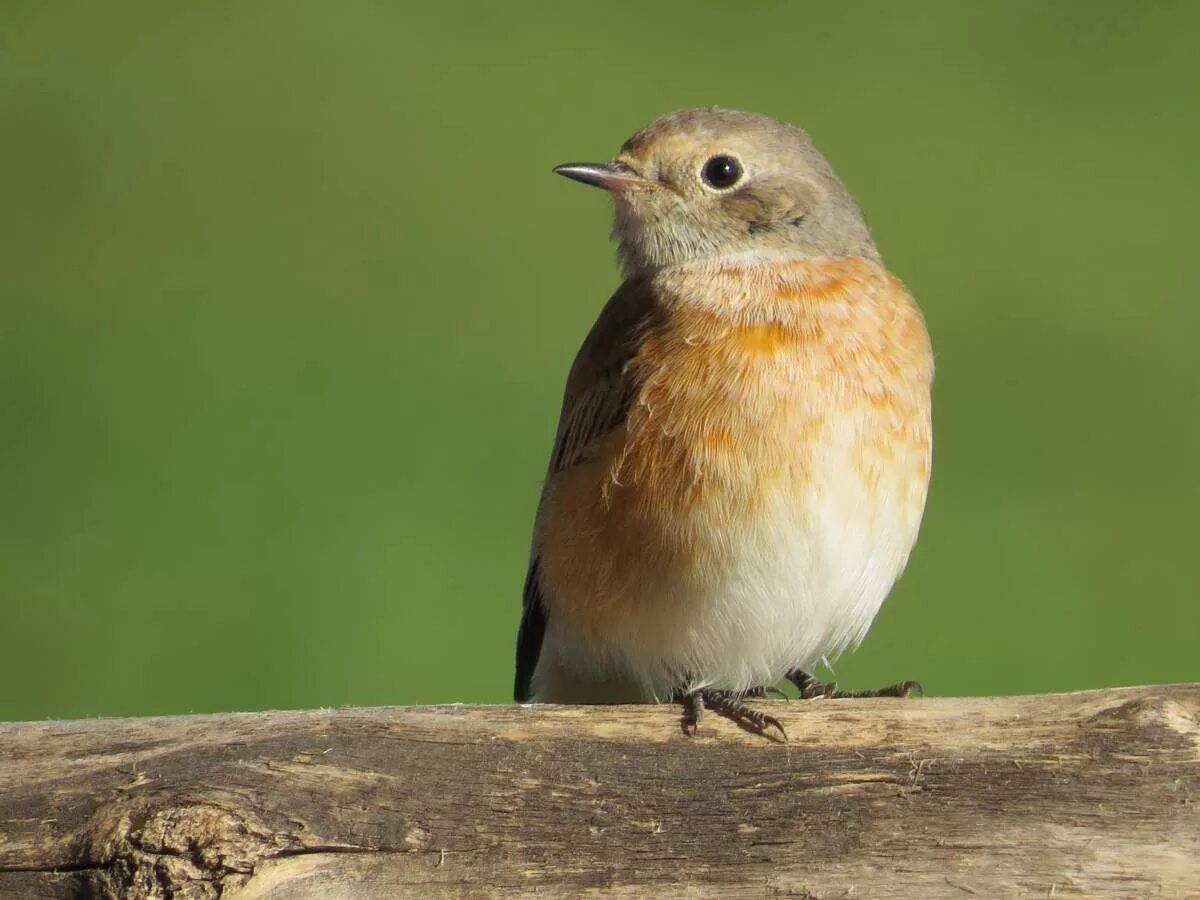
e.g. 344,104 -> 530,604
700,155 -> 743,189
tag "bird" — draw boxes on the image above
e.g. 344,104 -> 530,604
514,107 -> 933,737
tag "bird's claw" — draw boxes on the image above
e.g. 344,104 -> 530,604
677,688 -> 787,741
787,670 -> 922,699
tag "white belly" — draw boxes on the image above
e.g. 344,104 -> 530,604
532,451 -> 925,702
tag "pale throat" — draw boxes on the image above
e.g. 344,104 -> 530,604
649,251 -> 889,325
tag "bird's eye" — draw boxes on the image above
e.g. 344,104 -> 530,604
700,155 -> 743,190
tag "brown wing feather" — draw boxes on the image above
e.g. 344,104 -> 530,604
514,277 -> 655,701
547,277 -> 653,473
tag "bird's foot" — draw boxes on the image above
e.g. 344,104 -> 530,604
786,670 -> 922,700
743,684 -> 789,700
677,688 -> 787,741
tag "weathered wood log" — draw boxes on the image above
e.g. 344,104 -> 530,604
1,685 -> 1197,899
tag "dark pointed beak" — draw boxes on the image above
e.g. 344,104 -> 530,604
553,161 -> 645,192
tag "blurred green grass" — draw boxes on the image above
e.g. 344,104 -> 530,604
2,2 -> 1197,721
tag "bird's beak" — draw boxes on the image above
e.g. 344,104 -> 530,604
553,161 -> 646,192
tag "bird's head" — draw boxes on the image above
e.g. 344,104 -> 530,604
555,107 -> 879,276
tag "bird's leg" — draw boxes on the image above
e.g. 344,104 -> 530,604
786,670 -> 921,700
676,688 -> 787,741
679,689 -> 706,736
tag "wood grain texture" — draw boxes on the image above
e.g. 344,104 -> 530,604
1,686 -> 1197,899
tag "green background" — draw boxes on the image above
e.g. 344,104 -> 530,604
3,2 -> 1197,722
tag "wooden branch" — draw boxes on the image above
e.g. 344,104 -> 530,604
1,685 -> 1197,899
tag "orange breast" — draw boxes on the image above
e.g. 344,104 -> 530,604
620,257 -> 930,517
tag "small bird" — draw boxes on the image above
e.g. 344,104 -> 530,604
515,108 -> 933,736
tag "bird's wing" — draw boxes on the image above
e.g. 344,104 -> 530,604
514,278 -> 654,701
